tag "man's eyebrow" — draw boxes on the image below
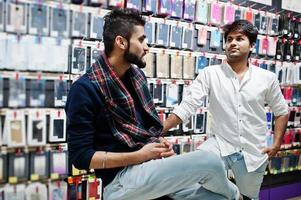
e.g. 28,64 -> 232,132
139,35 -> 146,40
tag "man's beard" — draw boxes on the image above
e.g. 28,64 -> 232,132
124,46 -> 146,68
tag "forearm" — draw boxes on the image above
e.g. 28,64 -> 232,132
273,114 -> 289,147
163,113 -> 183,134
89,150 -> 145,169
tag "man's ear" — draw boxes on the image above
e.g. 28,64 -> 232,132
250,43 -> 255,52
116,36 -> 128,50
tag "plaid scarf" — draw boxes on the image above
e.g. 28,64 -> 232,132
87,54 -> 163,149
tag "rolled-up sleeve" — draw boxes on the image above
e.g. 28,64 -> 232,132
65,81 -> 98,170
173,69 -> 210,123
266,75 -> 289,117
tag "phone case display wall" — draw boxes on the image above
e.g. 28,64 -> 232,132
1,0 -> 301,198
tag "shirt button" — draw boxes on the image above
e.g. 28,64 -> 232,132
238,105 -> 241,107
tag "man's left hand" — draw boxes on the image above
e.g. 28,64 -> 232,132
262,145 -> 280,159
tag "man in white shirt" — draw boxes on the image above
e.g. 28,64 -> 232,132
163,20 -> 289,200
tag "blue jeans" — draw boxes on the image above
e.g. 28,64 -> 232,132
199,137 -> 268,200
103,150 -> 239,200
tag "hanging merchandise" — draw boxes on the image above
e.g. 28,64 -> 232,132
183,52 -> 195,79
254,11 -> 261,31
269,15 -> 279,36
27,109 -> 47,146
126,0 -> 142,11
181,138 -> 192,153
275,39 -> 284,61
158,0 -> 172,16
0,76 -> 3,107
293,42 -> 301,62
6,1 -> 27,34
50,149 -> 68,177
0,0 -> 3,31
170,53 -> 183,79
182,115 -> 194,132
90,13 -> 105,40
259,13 -> 268,34
88,0 -> 106,7
152,82 -> 164,104
193,111 -> 206,134
4,110 -> 26,147
6,35 -> 28,71
196,55 -> 209,74
283,40 -> 292,62
210,2 -> 222,26
29,79 -> 46,107
27,36 -> 51,71
156,20 -> 170,47
258,35 -> 268,56
234,8 -> 242,21
49,109 -> 66,143
48,38 -> 70,72
142,52 -> 155,78
195,0 -> 208,24
183,0 -> 196,21
108,0 -> 125,8
8,150 -> 29,182
54,78 -> 68,107
170,22 -> 183,49
165,83 -> 179,107
0,33 -> 5,69
4,184 -> 26,200
292,19 -> 300,41
182,23 -> 194,50
8,76 -> 26,108
144,19 -> 155,45
29,149 -> 49,180
25,182 -> 48,200
209,56 -> 221,65
90,41 -> 103,67
29,3 -> 49,36
196,25 -> 207,46
244,7 -> 253,23
49,180 -> 68,200
0,152 -> 7,184
156,51 -> 170,78
267,37 -> 277,57
50,6 -> 70,38
209,28 -> 222,49
71,41 -> 87,74
143,0 -> 158,14
171,0 -> 183,19
71,9 -> 88,38
280,14 -> 293,39
223,3 -> 235,25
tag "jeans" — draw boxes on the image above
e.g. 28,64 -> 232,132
103,150 -> 239,200
199,137 -> 268,200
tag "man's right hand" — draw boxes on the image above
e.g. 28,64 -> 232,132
138,143 -> 175,161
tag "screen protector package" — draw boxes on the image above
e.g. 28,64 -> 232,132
6,1 -> 27,33
50,150 -> 68,177
29,3 -> 49,35
142,52 -> 155,78
90,14 -> 104,40
27,109 -> 46,146
8,76 -> 26,108
71,42 -> 87,74
156,51 -> 170,78
144,19 -> 155,45
0,0 -> 4,31
49,109 -> 66,143
72,10 -> 88,37
170,53 -> 183,79
30,79 -> 46,107
54,79 -> 68,107
30,150 -> 49,180
183,53 -> 195,79
5,110 -> 26,147
170,22 -> 182,49
166,83 -> 179,107
8,151 -> 29,182
50,7 -> 69,38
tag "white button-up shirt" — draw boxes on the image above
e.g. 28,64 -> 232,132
173,63 -> 289,172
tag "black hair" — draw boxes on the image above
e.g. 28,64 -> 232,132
223,19 -> 258,45
103,8 -> 145,56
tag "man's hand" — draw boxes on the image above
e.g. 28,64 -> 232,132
158,137 -> 175,158
262,145 -> 280,159
138,142 -> 174,161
